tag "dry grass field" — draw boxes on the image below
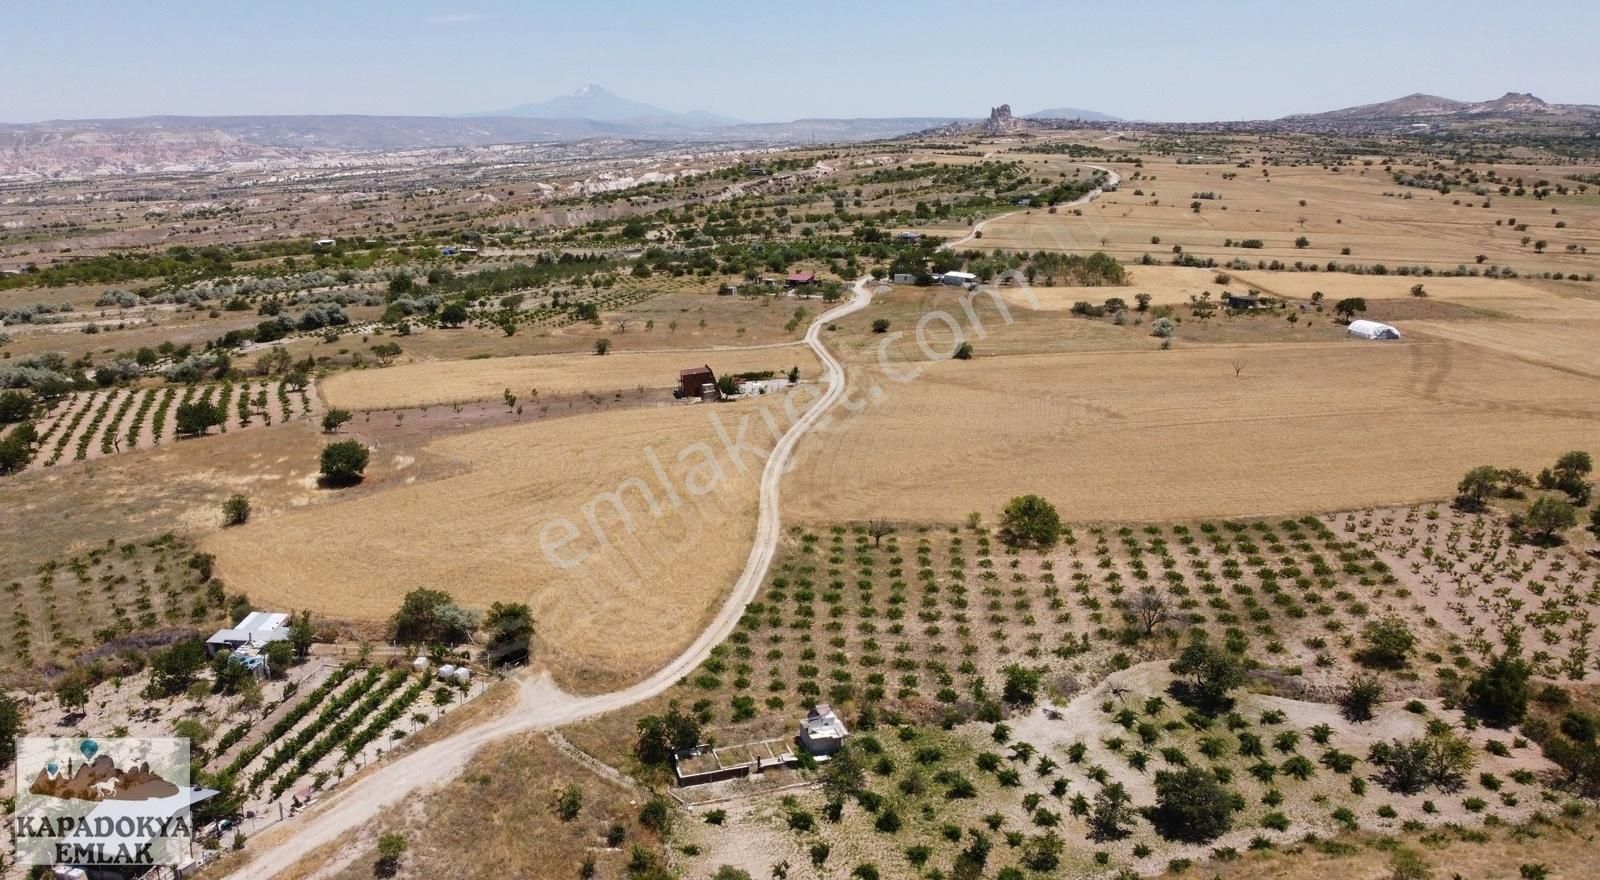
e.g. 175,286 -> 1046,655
319,343 -> 817,410
785,340 -> 1599,524
979,154 -> 1600,278
204,396 -> 815,691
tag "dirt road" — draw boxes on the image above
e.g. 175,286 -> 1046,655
224,279 -> 875,880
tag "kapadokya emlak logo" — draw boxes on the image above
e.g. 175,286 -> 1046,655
14,737 -> 214,868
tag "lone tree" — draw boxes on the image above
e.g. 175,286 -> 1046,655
871,318 -> 891,333
1523,495 -> 1577,543
1334,297 -> 1368,322
221,494 -> 251,526
1130,589 -> 1175,636
438,301 -> 469,327
1168,633 -> 1243,714
594,338 -> 612,356
1001,664 -> 1043,705
1087,782 -> 1136,842
175,400 -> 225,437
320,440 -> 370,487
1151,767 -> 1237,843
1542,450 -> 1593,505
999,495 -> 1062,549
1456,465 -> 1500,510
1466,653 -> 1532,728
483,601 -> 535,666
321,408 -> 352,434
634,704 -> 702,766
391,588 -> 478,646
1358,615 -> 1416,668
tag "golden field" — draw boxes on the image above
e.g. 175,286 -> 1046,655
318,344 -> 818,410
784,339 -> 1600,524
204,397 -> 807,691
979,155 -> 1600,277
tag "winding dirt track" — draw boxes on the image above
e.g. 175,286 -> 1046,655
226,279 -> 875,880
232,162 -> 1121,877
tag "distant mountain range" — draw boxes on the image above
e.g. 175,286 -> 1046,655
1283,91 -> 1600,124
4,86 -> 1594,180
1024,107 -> 1122,122
468,83 -> 745,128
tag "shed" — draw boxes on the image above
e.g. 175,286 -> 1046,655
891,273 -> 918,284
678,365 -> 716,399
1347,319 -> 1401,340
939,271 -> 977,286
798,703 -> 850,755
206,612 -> 291,656
786,271 -> 816,285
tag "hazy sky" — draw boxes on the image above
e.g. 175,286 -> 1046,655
3,0 -> 1595,124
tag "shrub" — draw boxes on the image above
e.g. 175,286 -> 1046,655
1340,674 -> 1383,722
221,494 -> 251,526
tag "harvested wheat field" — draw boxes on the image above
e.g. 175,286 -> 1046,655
318,344 -> 818,411
785,340 -> 1600,524
996,265 -> 1221,310
1408,318 -> 1600,377
205,397 -> 809,691
979,157 -> 1600,276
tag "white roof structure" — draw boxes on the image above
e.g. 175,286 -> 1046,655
1347,319 -> 1401,340
940,271 -> 977,282
798,704 -> 849,754
206,612 -> 290,651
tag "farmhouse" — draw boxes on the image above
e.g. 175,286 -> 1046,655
205,611 -> 290,656
938,271 -> 977,287
1347,319 -> 1402,340
1223,292 -> 1271,310
678,365 -> 717,400
798,703 -> 850,755
786,270 -> 816,286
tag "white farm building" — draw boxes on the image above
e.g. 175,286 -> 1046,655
1347,319 -> 1401,340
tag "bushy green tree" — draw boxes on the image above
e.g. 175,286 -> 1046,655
1151,767 -> 1237,843
321,408 -> 352,434
1456,465 -> 1500,510
1524,495 -> 1577,542
1002,664 -> 1043,705
1169,633 -> 1243,714
634,704 -> 702,766
390,588 -> 477,646
1087,782 -> 1136,842
999,495 -> 1062,549
1466,653 -> 1532,727
483,602 -> 535,666
175,400 -> 225,437
1358,615 -> 1416,669
319,439 -> 369,486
